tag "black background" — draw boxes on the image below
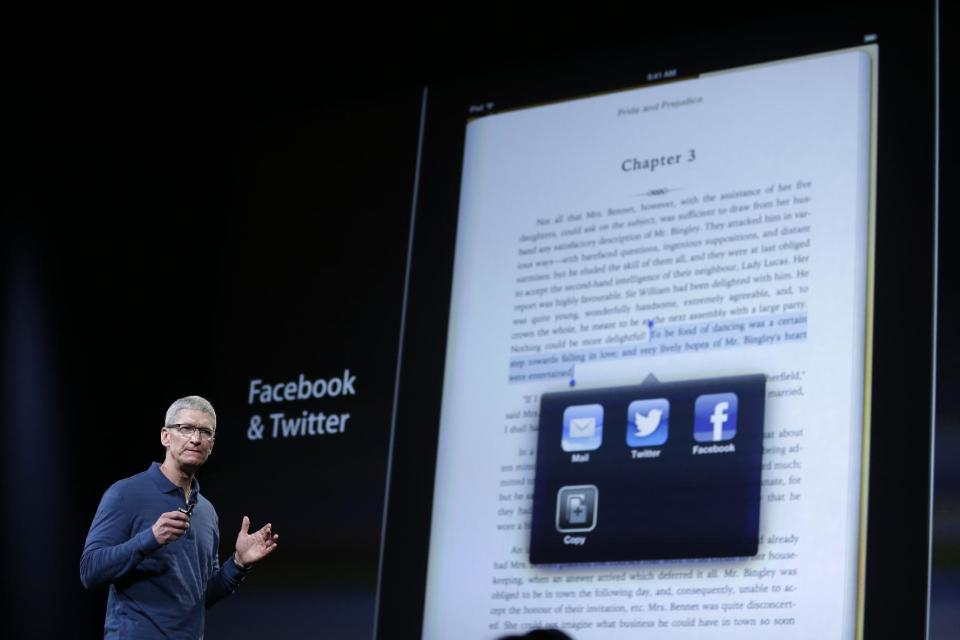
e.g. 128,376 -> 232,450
2,57 -> 421,638
2,4 -> 957,638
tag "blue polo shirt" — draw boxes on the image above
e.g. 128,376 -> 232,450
81,462 -> 248,639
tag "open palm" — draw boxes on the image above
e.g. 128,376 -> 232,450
234,516 -> 279,567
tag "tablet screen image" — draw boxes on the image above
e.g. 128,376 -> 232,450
419,48 -> 875,639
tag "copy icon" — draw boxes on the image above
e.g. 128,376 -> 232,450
556,485 -> 598,532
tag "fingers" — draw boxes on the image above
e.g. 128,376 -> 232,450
233,518 -> 279,567
263,532 -> 279,554
152,511 -> 191,545
241,517 -> 279,548
254,524 -> 279,548
163,511 -> 190,530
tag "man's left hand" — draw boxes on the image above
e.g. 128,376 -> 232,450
234,516 -> 279,568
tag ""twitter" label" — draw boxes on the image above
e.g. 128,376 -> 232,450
626,398 -> 670,447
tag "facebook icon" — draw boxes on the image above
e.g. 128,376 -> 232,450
694,393 -> 739,442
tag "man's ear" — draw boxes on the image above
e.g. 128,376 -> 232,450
160,426 -> 170,448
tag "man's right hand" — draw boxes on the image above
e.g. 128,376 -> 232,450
152,511 -> 190,544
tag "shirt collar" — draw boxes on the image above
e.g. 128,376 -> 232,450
148,461 -> 200,498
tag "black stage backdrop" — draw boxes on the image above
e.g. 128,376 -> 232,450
3,10 -> 959,637
202,95 -> 420,637
2,68 -> 420,638
931,1 -> 960,636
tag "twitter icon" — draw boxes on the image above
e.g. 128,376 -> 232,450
626,398 -> 669,447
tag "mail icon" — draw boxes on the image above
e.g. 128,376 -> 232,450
562,404 -> 604,452
569,417 -> 596,438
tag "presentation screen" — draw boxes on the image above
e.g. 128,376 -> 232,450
426,47 -> 873,639
377,12 -> 935,640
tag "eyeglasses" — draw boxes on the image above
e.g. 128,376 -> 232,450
166,424 -> 216,441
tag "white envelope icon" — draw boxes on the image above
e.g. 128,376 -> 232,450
569,417 -> 597,438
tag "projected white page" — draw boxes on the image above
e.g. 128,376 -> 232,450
423,50 -> 873,639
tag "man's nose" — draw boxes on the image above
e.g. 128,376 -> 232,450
188,430 -> 203,444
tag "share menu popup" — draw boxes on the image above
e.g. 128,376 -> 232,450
529,374 -> 766,565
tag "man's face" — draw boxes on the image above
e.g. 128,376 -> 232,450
161,408 -> 215,472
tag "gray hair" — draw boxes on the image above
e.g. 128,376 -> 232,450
165,395 -> 217,429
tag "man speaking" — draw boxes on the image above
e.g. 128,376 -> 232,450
81,396 -> 278,638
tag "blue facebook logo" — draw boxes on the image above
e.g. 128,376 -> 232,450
694,393 -> 738,442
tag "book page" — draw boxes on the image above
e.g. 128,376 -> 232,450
422,49 -> 873,639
